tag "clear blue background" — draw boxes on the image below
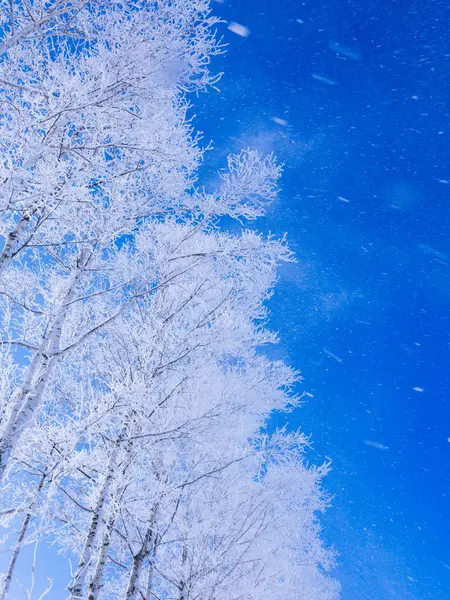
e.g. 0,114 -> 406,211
196,1 -> 450,599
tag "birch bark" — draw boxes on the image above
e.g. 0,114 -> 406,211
0,469 -> 47,600
0,258 -> 86,479
67,422 -> 128,600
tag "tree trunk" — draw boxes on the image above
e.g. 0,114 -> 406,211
67,467 -> 113,599
179,545 -> 188,600
86,513 -> 115,600
0,512 -> 32,600
0,213 -> 32,277
0,469 -> 47,600
124,523 -> 155,600
144,535 -> 158,600
67,423 -> 127,600
0,258 -> 85,480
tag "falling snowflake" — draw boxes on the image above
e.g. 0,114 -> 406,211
272,116 -> 288,126
364,440 -> 390,451
228,22 -> 250,37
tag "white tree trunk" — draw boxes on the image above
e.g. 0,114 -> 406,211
0,348 -> 47,479
144,548 -> 156,600
68,423 -> 127,600
86,513 -> 115,600
0,469 -> 47,600
178,546 -> 188,600
0,213 -> 32,278
124,523 -> 155,600
67,466 -> 114,599
0,512 -> 32,600
0,261 -> 84,480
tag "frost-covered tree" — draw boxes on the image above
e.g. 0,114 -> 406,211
0,2 -> 340,599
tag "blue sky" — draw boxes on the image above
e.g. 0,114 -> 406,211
195,0 -> 450,599
2,1 -> 449,598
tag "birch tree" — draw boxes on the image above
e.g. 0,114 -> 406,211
1,2 -> 340,600
1,262 -> 339,598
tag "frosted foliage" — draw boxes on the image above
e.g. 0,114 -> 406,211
0,2 -> 339,600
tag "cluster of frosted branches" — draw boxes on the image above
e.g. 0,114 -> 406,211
0,2 -> 340,599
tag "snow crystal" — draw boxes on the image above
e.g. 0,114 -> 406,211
413,387 -> 424,392
228,22 -> 250,37
338,196 -> 350,203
